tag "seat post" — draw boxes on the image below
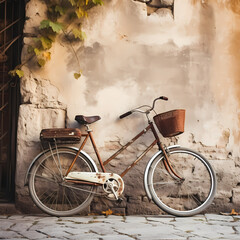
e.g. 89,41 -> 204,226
85,124 -> 92,132
88,130 -> 106,172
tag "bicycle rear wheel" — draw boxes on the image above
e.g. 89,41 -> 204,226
28,147 -> 97,217
147,147 -> 216,217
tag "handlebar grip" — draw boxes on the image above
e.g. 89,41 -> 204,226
119,111 -> 132,119
159,96 -> 168,101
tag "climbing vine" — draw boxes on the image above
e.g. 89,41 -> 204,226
9,0 -> 103,79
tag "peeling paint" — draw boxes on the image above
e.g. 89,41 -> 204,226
15,0 -> 240,214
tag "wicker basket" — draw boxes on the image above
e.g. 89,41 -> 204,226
153,109 -> 185,137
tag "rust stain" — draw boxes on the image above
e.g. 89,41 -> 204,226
118,178 -> 124,193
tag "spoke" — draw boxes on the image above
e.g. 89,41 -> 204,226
51,189 -> 59,210
33,174 -> 58,183
46,190 -> 59,207
40,190 -> 57,205
48,150 -> 64,179
63,188 -> 74,210
61,187 -> 66,211
61,183 -> 95,194
189,193 -> 202,206
55,144 -> 64,179
38,162 -> 60,181
39,163 -> 56,177
69,187 -> 82,206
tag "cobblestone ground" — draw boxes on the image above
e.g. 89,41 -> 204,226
0,214 -> 240,240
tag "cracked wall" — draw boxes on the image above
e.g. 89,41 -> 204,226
16,0 -> 240,214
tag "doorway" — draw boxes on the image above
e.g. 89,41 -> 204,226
0,0 -> 25,202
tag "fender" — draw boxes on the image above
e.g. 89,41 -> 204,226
143,145 -> 180,200
24,147 -> 98,186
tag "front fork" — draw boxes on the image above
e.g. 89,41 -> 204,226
149,122 -> 183,181
160,144 -> 184,181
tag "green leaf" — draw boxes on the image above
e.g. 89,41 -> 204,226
38,58 -> 46,67
92,0 -> 103,5
27,45 -> 34,54
16,69 -> 24,78
39,20 -> 63,33
55,5 -> 65,16
40,37 -> 52,50
72,28 -> 87,40
74,72 -> 81,79
39,20 -> 51,29
49,21 -> 63,33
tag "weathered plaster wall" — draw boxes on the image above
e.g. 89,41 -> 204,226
16,0 -> 240,214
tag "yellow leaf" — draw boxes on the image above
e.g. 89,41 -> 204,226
43,51 -> 51,61
74,72 -> 81,79
75,7 -> 88,18
8,69 -> 24,78
38,58 -> 46,67
16,69 -> 24,78
102,209 -> 113,216
34,48 -> 41,56
230,209 -> 239,215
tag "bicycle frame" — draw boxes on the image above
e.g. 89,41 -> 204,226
26,96 -> 216,217
65,121 -> 183,180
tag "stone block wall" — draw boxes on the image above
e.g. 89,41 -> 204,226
16,69 -> 67,211
15,0 -> 240,215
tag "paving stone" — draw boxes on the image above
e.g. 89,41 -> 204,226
10,222 -> 34,232
8,215 -> 26,220
182,224 -> 234,239
205,213 -> 234,222
146,216 -> 175,223
95,235 -> 134,240
0,214 -> 240,239
22,215 -> 50,221
20,230 -> 47,240
0,230 -> 23,239
124,216 -> 148,223
0,220 -> 14,230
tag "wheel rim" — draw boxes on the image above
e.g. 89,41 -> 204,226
149,149 -> 215,215
29,150 -> 95,215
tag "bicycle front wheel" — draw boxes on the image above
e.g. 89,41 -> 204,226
147,147 -> 216,217
28,147 -> 97,217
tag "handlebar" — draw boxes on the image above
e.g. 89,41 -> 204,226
119,96 -> 168,119
119,111 -> 133,119
159,96 -> 168,101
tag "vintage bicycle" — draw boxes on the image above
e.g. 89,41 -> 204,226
25,96 -> 216,217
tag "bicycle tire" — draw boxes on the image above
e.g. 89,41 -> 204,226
147,147 -> 216,217
28,147 -> 97,217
